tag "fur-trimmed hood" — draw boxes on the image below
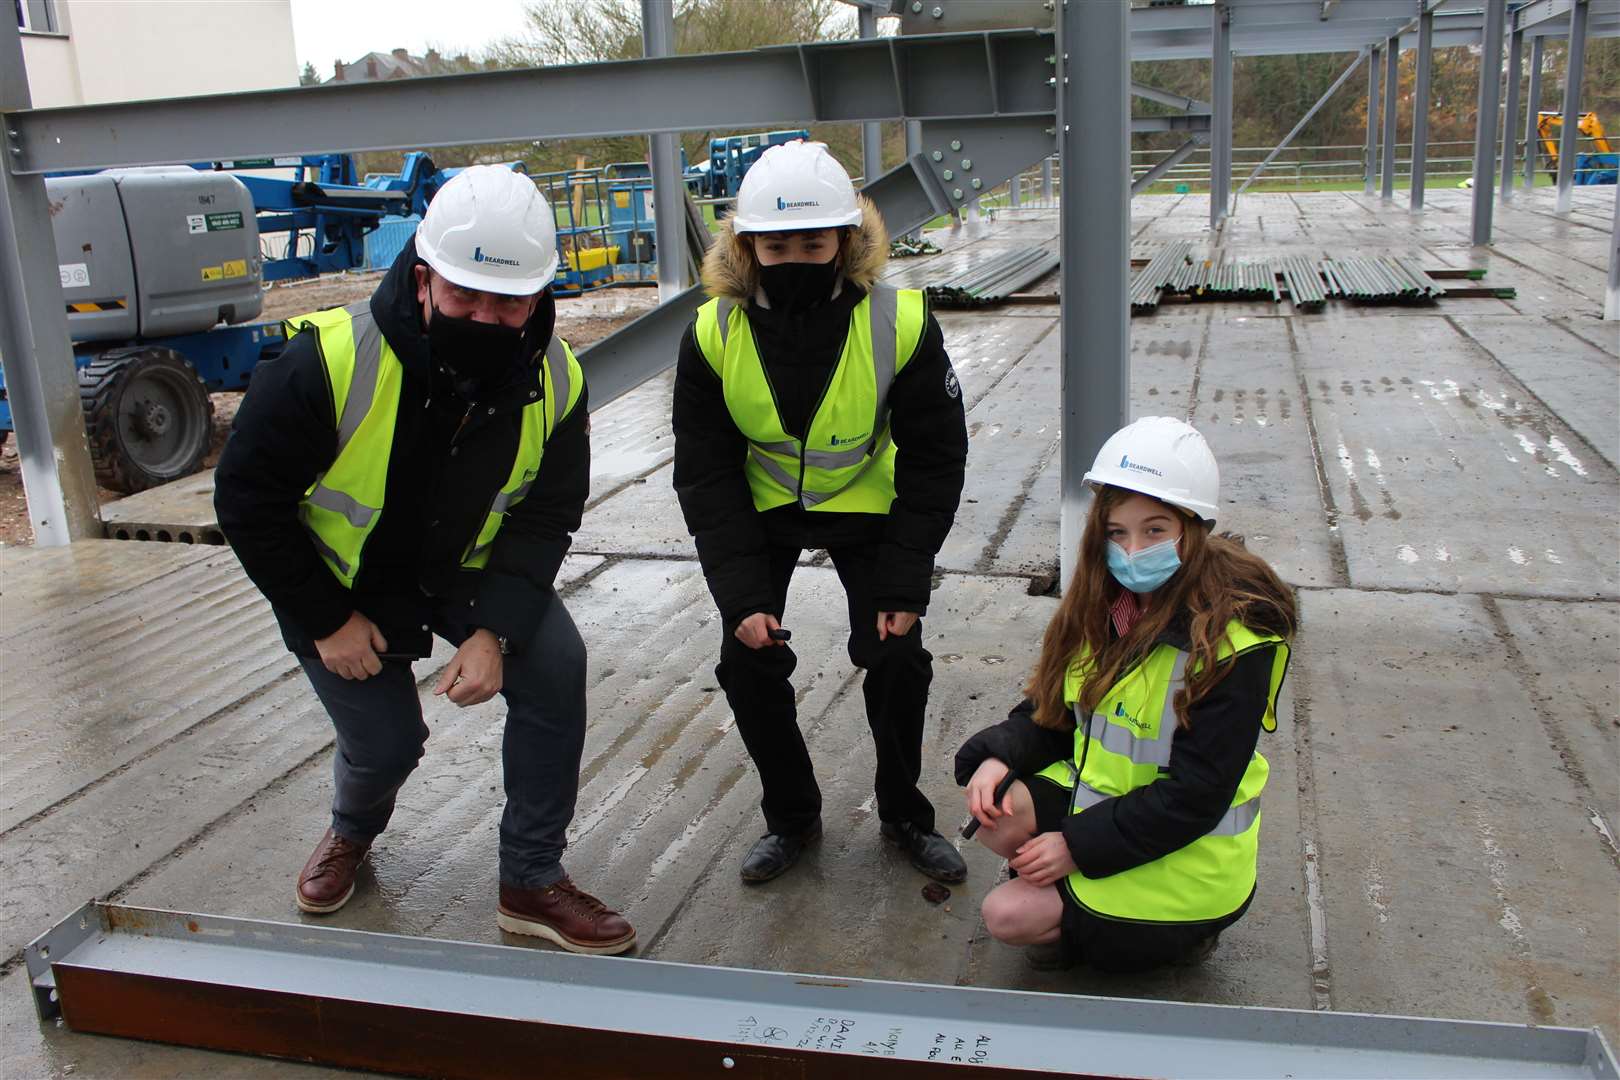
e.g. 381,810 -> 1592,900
700,195 -> 889,302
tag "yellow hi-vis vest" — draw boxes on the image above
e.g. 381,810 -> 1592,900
286,301 -> 584,587
1036,621 -> 1290,924
692,284 -> 926,514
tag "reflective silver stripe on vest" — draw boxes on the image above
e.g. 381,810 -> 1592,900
716,298 -> 735,348
867,283 -> 898,457
307,301 -> 385,530
544,337 -> 570,425
1072,777 -> 1260,836
1086,651 -> 1189,770
748,444 -> 802,493
303,520 -> 355,579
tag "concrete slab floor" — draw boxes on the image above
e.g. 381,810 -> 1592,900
0,190 -> 1615,1078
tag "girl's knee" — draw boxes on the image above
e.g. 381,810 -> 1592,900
980,884 -> 1026,944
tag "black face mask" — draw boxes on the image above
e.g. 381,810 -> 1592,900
758,259 -> 840,315
425,282 -> 528,397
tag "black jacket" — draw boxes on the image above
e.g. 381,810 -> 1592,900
215,239 -> 589,658
954,626 -> 1280,882
671,284 -> 967,627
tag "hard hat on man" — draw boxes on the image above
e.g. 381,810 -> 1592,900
731,141 -> 864,234
415,165 -> 559,296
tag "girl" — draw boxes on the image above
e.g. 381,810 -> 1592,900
956,416 -> 1295,971
673,141 -> 969,886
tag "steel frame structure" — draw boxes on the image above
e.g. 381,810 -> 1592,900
27,901 -> 1619,1078
1471,0 -> 1508,245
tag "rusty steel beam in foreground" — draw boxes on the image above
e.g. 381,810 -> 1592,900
26,902 -> 1619,1079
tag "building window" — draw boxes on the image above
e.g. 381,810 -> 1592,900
17,0 -> 60,33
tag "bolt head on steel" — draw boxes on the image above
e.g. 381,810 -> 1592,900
911,0 -> 922,10
961,158 -> 972,170
931,5 -> 943,16
950,140 -> 963,151
971,178 -> 983,190
953,187 -> 964,199
942,169 -> 953,180
931,150 -> 944,161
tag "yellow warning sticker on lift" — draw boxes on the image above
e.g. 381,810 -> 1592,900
614,192 -> 630,208
201,265 -> 223,282
222,259 -> 247,279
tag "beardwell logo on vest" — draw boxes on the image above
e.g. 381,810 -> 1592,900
1119,454 -> 1165,478
827,431 -> 870,448
776,197 -> 822,211
472,246 -> 521,268
1113,701 -> 1149,732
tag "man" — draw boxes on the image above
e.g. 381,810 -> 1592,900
215,165 -> 634,956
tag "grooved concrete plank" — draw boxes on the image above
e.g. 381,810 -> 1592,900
1295,589 -> 1618,1045
1292,317 -> 1618,597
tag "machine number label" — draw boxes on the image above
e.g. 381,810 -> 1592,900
187,212 -> 245,234
58,262 -> 90,288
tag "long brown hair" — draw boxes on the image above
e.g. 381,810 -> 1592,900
1026,485 -> 1297,731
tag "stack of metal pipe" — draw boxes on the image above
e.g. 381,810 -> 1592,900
926,247 -> 1061,308
1319,256 -> 1446,304
1129,241 -> 1193,312
1277,256 -> 1327,312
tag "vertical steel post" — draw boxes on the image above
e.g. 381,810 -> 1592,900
1210,2 -> 1232,229
1042,157 -> 1054,203
1606,187 -> 1619,320
1364,45 -> 1383,195
1523,35 -> 1545,189
641,0 -> 686,302
1380,34 -> 1399,199
1411,9 -> 1434,211
1010,173 -> 1021,208
1555,0 -> 1589,215
0,18 -> 103,545
1500,28 -> 1523,201
1470,0 -> 1506,245
904,120 -> 924,238
857,6 -> 883,185
1058,0 -> 1130,588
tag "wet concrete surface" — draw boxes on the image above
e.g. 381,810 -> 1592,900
0,188 -> 1615,1077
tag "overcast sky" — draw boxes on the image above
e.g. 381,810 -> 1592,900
288,0 -> 535,74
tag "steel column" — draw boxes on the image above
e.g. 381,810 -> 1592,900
641,0 -> 686,301
1380,34 -> 1399,198
1606,186 -> 1620,319
1523,35 -> 1545,188
857,5 -> 884,184
1236,49 -> 1367,199
1411,8 -> 1434,209
1210,2 -> 1233,228
1365,45 -> 1383,194
0,18 -> 102,545
1501,28 -> 1523,201
1137,135 -> 1210,195
1042,156 -> 1053,203
1010,173 -> 1021,207
1470,0 -> 1506,245
1555,0 -> 1589,214
1058,0 -> 1130,590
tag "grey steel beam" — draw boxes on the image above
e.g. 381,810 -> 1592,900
1524,34 -> 1546,188
1365,44 -> 1383,195
1131,114 -> 1212,133
1411,7 -> 1434,210
3,30 -> 1057,174
642,0 -> 687,303
1236,48 -> 1367,199
0,18 -> 102,545
1134,134 -> 1210,196
28,902 -> 1620,1079
1380,33 -> 1399,199
1501,28 -> 1523,201
1058,0 -> 1129,589
857,5 -> 884,184
1041,156 -> 1053,202
1210,1 -> 1234,229
1131,81 -> 1211,113
1470,0 -> 1506,245
1555,0 -> 1590,214
1607,187 -> 1620,319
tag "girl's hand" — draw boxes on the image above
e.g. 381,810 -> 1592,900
734,613 -> 785,649
876,611 -> 918,642
966,757 -> 1013,831
1009,831 -> 1077,887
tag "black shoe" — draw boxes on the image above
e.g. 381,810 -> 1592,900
1025,941 -> 1075,971
880,820 -> 967,883
740,821 -> 822,883
1172,933 -> 1220,967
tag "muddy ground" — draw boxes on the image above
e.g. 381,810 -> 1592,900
0,275 -> 658,546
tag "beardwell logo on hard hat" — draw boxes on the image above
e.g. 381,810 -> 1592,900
472,246 -> 521,268
776,197 -> 821,211
1119,454 -> 1165,478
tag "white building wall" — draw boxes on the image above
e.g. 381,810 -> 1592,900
21,0 -> 298,108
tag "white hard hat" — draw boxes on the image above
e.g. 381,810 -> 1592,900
1083,416 -> 1220,523
732,140 -> 863,233
415,165 -> 558,295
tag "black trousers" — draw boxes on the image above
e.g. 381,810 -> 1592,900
299,590 -> 587,889
716,544 -> 936,838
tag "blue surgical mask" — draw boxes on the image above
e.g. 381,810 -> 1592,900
1107,537 -> 1182,594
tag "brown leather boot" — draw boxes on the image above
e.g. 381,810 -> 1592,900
296,827 -> 369,914
497,877 -> 636,955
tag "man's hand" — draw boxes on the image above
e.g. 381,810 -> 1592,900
734,613 -> 786,650
876,611 -> 918,642
315,611 -> 388,680
1008,831 -> 1077,888
433,629 -> 504,706
965,757 -> 1013,832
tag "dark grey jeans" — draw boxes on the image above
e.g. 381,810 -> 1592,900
298,591 -> 586,888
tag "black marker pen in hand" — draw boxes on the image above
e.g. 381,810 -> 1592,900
767,627 -> 792,642
961,770 -> 1018,840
